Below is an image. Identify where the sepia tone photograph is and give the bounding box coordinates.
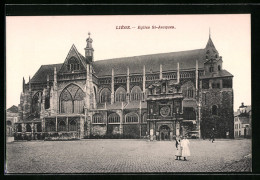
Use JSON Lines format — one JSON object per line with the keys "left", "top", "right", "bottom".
{"left": 5, "top": 14, "right": 251, "bottom": 173}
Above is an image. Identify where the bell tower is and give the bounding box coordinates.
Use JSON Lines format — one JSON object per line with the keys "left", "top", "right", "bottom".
{"left": 84, "top": 32, "right": 94, "bottom": 61}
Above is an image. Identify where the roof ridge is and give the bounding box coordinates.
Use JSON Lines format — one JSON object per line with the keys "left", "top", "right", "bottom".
{"left": 95, "top": 48, "right": 204, "bottom": 62}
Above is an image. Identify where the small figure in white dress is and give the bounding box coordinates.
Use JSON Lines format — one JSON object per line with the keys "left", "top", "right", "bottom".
{"left": 181, "top": 136, "right": 190, "bottom": 161}
{"left": 175, "top": 138, "right": 182, "bottom": 160}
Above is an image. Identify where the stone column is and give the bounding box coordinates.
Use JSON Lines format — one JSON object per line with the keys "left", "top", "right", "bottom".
{"left": 196, "top": 60, "right": 198, "bottom": 96}
{"left": 143, "top": 65, "right": 146, "bottom": 101}
{"left": 55, "top": 116, "right": 58, "bottom": 132}
{"left": 160, "top": 64, "right": 163, "bottom": 79}
{"left": 126, "top": 67, "right": 130, "bottom": 102}
{"left": 219, "top": 79, "right": 223, "bottom": 89}
{"left": 66, "top": 117, "right": 69, "bottom": 132}
{"left": 120, "top": 107, "right": 123, "bottom": 135}
{"left": 150, "top": 121, "right": 154, "bottom": 141}
{"left": 111, "top": 68, "right": 115, "bottom": 104}
{"left": 176, "top": 121, "right": 180, "bottom": 136}
{"left": 177, "top": 63, "right": 180, "bottom": 83}
{"left": 31, "top": 123, "right": 34, "bottom": 139}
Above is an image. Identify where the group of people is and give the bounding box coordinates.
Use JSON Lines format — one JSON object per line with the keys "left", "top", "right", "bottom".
{"left": 175, "top": 136, "right": 190, "bottom": 161}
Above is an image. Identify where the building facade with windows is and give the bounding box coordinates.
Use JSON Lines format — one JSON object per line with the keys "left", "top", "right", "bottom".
{"left": 234, "top": 103, "right": 251, "bottom": 138}
{"left": 14, "top": 33, "right": 234, "bottom": 140}
{"left": 6, "top": 105, "right": 19, "bottom": 137}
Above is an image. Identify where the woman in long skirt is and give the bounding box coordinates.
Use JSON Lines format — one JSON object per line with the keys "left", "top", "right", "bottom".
{"left": 181, "top": 136, "right": 190, "bottom": 161}
{"left": 175, "top": 138, "right": 182, "bottom": 160}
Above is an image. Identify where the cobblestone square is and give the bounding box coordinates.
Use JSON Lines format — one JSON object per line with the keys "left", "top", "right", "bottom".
{"left": 6, "top": 139, "right": 251, "bottom": 173}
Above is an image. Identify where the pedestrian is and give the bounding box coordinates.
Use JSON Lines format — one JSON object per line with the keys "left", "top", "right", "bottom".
{"left": 210, "top": 128, "right": 215, "bottom": 143}
{"left": 181, "top": 136, "right": 190, "bottom": 161}
{"left": 175, "top": 137, "right": 182, "bottom": 160}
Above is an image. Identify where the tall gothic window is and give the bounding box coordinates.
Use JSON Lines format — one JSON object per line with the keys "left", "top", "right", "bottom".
{"left": 67, "top": 57, "right": 80, "bottom": 71}
{"left": 115, "top": 87, "right": 126, "bottom": 102}
{"left": 130, "top": 86, "right": 142, "bottom": 101}
{"left": 93, "top": 113, "right": 104, "bottom": 124}
{"left": 69, "top": 119, "right": 77, "bottom": 131}
{"left": 26, "top": 124, "right": 31, "bottom": 132}
{"left": 60, "top": 84, "right": 85, "bottom": 114}
{"left": 108, "top": 113, "right": 120, "bottom": 124}
{"left": 32, "top": 91, "right": 43, "bottom": 118}
{"left": 17, "top": 124, "right": 22, "bottom": 132}
{"left": 58, "top": 120, "right": 66, "bottom": 131}
{"left": 100, "top": 88, "right": 111, "bottom": 103}
{"left": 125, "top": 113, "right": 139, "bottom": 123}
{"left": 143, "top": 113, "right": 147, "bottom": 123}
{"left": 212, "top": 105, "right": 218, "bottom": 115}
{"left": 181, "top": 81, "right": 195, "bottom": 99}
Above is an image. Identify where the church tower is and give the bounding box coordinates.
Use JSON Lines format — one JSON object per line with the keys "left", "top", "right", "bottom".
{"left": 84, "top": 32, "right": 94, "bottom": 62}
{"left": 200, "top": 30, "right": 234, "bottom": 139}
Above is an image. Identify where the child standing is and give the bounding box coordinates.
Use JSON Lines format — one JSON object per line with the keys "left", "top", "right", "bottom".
{"left": 175, "top": 138, "right": 182, "bottom": 160}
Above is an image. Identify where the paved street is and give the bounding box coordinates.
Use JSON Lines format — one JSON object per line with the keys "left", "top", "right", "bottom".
{"left": 6, "top": 139, "right": 251, "bottom": 173}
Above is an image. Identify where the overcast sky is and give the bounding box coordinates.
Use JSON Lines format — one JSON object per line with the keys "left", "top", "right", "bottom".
{"left": 6, "top": 15, "right": 251, "bottom": 111}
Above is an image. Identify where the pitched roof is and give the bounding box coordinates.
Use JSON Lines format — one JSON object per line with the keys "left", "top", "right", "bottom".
{"left": 200, "top": 69, "right": 233, "bottom": 79}
{"left": 7, "top": 105, "right": 18, "bottom": 113}
{"left": 93, "top": 49, "right": 207, "bottom": 77}
{"left": 30, "top": 64, "right": 63, "bottom": 83}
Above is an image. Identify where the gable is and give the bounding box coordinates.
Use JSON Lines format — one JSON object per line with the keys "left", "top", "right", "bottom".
{"left": 58, "top": 45, "right": 87, "bottom": 74}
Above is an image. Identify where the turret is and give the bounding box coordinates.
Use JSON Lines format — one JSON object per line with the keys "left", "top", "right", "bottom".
{"left": 84, "top": 32, "right": 94, "bottom": 61}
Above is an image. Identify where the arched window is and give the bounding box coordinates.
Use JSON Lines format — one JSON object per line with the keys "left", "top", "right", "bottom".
{"left": 58, "top": 120, "right": 66, "bottom": 131}
{"left": 212, "top": 105, "right": 218, "bottom": 115}
{"left": 46, "top": 120, "right": 56, "bottom": 132}
{"left": 26, "top": 124, "right": 31, "bottom": 132}
{"left": 125, "top": 113, "right": 139, "bottom": 123}
{"left": 67, "top": 57, "right": 80, "bottom": 71}
{"left": 100, "top": 88, "right": 111, "bottom": 103}
{"left": 130, "top": 86, "right": 142, "bottom": 101}
{"left": 32, "top": 91, "right": 42, "bottom": 118}
{"left": 108, "top": 113, "right": 120, "bottom": 124}
{"left": 209, "top": 66, "right": 214, "bottom": 72}
{"left": 17, "top": 124, "right": 22, "bottom": 132}
{"left": 218, "top": 65, "right": 221, "bottom": 71}
{"left": 45, "top": 96, "right": 50, "bottom": 109}
{"left": 60, "top": 84, "right": 85, "bottom": 114}
{"left": 181, "top": 81, "right": 195, "bottom": 99}
{"left": 115, "top": 87, "right": 126, "bottom": 102}
{"left": 93, "top": 113, "right": 103, "bottom": 124}
{"left": 69, "top": 120, "right": 77, "bottom": 131}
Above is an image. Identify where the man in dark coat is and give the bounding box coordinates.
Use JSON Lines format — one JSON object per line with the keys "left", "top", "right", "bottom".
{"left": 210, "top": 128, "right": 215, "bottom": 143}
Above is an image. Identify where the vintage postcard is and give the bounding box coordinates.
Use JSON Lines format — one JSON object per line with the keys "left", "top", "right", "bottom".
{"left": 6, "top": 14, "right": 251, "bottom": 173}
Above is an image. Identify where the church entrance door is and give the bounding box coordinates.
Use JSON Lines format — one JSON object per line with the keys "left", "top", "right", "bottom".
{"left": 159, "top": 125, "right": 170, "bottom": 141}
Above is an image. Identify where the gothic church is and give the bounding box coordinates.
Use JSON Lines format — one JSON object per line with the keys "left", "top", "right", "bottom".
{"left": 14, "top": 33, "right": 234, "bottom": 140}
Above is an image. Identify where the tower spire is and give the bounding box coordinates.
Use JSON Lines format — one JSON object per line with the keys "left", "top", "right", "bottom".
{"left": 209, "top": 27, "right": 211, "bottom": 38}
{"left": 85, "top": 32, "right": 94, "bottom": 61}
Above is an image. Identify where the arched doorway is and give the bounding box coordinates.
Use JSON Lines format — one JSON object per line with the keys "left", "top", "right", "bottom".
{"left": 159, "top": 125, "right": 170, "bottom": 141}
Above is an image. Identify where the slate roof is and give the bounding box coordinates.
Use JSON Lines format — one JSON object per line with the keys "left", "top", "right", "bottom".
{"left": 124, "top": 101, "right": 147, "bottom": 109}
{"left": 7, "top": 105, "right": 18, "bottom": 113}
{"left": 30, "top": 64, "right": 63, "bottom": 83}
{"left": 93, "top": 49, "right": 206, "bottom": 77}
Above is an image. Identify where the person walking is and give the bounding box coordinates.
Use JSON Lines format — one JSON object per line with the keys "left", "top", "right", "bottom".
{"left": 175, "top": 137, "right": 182, "bottom": 160}
{"left": 181, "top": 136, "right": 190, "bottom": 161}
{"left": 210, "top": 128, "right": 215, "bottom": 143}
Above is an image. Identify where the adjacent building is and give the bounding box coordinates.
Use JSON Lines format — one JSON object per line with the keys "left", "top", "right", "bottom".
{"left": 234, "top": 103, "right": 251, "bottom": 138}
{"left": 14, "top": 32, "right": 234, "bottom": 140}
{"left": 6, "top": 105, "right": 19, "bottom": 137}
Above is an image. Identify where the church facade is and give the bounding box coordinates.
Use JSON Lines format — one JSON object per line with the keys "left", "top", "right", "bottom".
{"left": 14, "top": 33, "right": 234, "bottom": 141}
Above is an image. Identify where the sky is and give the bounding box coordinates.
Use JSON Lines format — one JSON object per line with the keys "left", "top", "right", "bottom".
{"left": 6, "top": 15, "right": 251, "bottom": 111}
